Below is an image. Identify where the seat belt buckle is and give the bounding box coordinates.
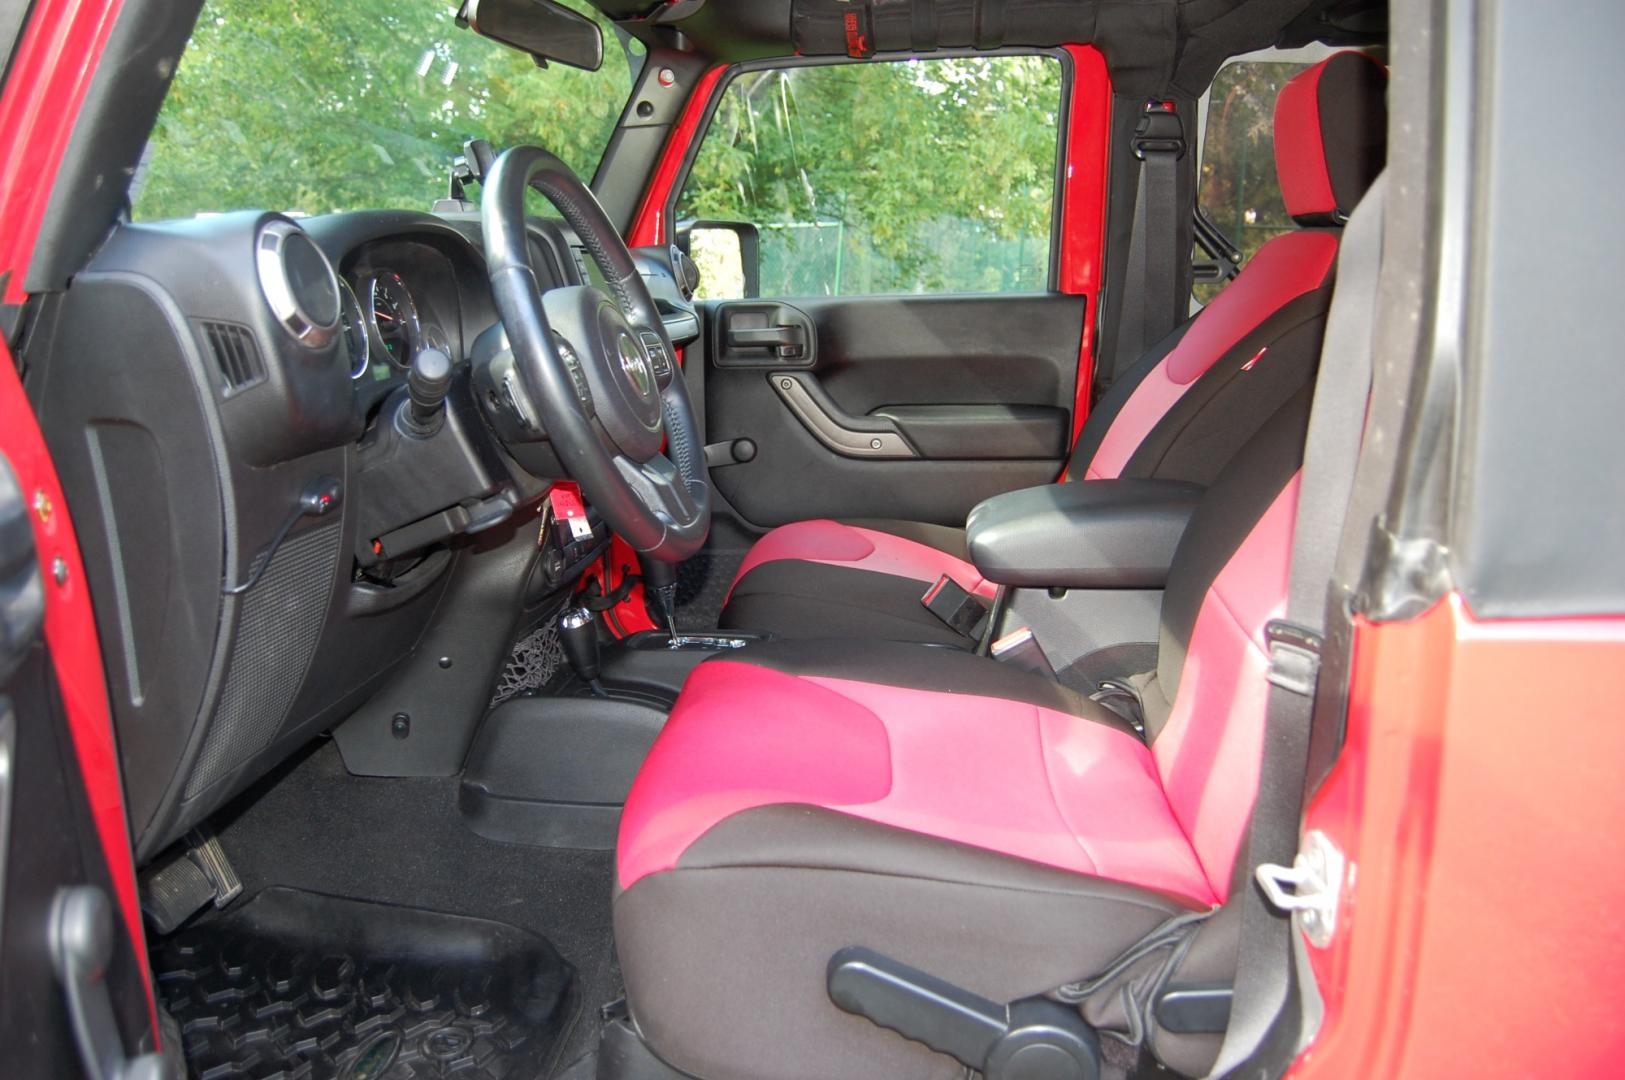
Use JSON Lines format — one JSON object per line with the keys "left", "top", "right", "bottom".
{"left": 1264, "top": 619, "right": 1323, "bottom": 697}
{"left": 1133, "top": 99, "right": 1186, "bottom": 160}
{"left": 921, "top": 575, "right": 989, "bottom": 638}
{"left": 990, "top": 627, "right": 1056, "bottom": 679}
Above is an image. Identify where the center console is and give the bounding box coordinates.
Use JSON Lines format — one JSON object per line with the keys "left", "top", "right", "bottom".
{"left": 964, "top": 478, "right": 1205, "bottom": 686}
{"left": 458, "top": 610, "right": 768, "bottom": 849}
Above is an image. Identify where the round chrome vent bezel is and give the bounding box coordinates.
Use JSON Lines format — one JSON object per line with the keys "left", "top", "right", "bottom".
{"left": 254, "top": 218, "right": 340, "bottom": 348}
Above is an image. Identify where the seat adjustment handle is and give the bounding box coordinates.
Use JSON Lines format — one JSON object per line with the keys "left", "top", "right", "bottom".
{"left": 827, "top": 947, "right": 1100, "bottom": 1080}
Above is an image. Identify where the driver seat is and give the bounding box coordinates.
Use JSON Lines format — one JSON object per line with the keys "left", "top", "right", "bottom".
{"left": 612, "top": 383, "right": 1320, "bottom": 1079}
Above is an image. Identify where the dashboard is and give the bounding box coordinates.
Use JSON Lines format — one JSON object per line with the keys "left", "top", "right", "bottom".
{"left": 26, "top": 204, "right": 700, "bottom": 863}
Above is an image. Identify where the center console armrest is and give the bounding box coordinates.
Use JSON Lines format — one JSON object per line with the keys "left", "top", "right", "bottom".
{"left": 965, "top": 479, "right": 1206, "bottom": 589}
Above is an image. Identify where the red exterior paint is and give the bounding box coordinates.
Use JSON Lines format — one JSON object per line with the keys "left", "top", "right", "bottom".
{"left": 1058, "top": 44, "right": 1112, "bottom": 443}
{"left": 1291, "top": 594, "right": 1625, "bottom": 1078}
{"left": 1082, "top": 230, "right": 1338, "bottom": 479}
{"left": 0, "top": 0, "right": 159, "bottom": 1037}
{"left": 628, "top": 64, "right": 727, "bottom": 249}
{"left": 0, "top": 0, "right": 125, "bottom": 305}
{"left": 726, "top": 519, "right": 995, "bottom": 602}
{"left": 618, "top": 660, "right": 1214, "bottom": 901}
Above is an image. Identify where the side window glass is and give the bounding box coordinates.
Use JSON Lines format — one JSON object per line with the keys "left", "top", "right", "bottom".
{"left": 677, "top": 55, "right": 1063, "bottom": 300}
{"left": 1193, "top": 60, "right": 1308, "bottom": 305}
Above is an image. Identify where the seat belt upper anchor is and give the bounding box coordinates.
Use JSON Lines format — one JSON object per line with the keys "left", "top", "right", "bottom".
{"left": 1133, "top": 100, "right": 1185, "bottom": 160}
{"left": 1265, "top": 619, "right": 1323, "bottom": 697}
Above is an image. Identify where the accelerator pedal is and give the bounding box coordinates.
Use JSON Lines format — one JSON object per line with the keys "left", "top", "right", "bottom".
{"left": 139, "top": 827, "right": 243, "bottom": 934}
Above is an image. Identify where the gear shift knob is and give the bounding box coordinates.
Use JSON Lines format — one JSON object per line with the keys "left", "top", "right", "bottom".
{"left": 557, "top": 606, "right": 603, "bottom": 690}
{"left": 401, "top": 347, "right": 453, "bottom": 436}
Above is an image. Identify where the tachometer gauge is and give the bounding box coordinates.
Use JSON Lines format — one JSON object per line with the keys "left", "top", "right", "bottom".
{"left": 338, "top": 278, "right": 369, "bottom": 379}
{"left": 365, "top": 271, "right": 421, "bottom": 367}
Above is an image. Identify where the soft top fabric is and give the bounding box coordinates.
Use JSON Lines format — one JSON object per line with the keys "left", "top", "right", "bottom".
{"left": 1274, "top": 51, "right": 1388, "bottom": 224}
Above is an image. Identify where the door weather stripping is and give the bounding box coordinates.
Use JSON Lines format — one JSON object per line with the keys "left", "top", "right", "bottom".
{"left": 1254, "top": 829, "right": 1344, "bottom": 949}
{"left": 770, "top": 372, "right": 917, "bottom": 459}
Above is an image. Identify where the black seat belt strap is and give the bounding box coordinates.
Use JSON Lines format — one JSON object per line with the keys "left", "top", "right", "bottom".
{"left": 1210, "top": 174, "right": 1388, "bottom": 1078}
{"left": 1109, "top": 101, "right": 1186, "bottom": 394}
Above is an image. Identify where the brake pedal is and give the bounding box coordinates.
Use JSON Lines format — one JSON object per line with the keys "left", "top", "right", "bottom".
{"left": 139, "top": 826, "right": 243, "bottom": 934}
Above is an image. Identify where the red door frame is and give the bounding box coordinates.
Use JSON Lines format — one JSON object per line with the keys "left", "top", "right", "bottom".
{"left": 1287, "top": 595, "right": 1625, "bottom": 1078}
{"left": 0, "top": 0, "right": 160, "bottom": 1039}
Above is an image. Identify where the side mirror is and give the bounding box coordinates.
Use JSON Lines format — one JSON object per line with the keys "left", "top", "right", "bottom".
{"left": 456, "top": 0, "right": 604, "bottom": 71}
{"left": 677, "top": 219, "right": 761, "bottom": 299}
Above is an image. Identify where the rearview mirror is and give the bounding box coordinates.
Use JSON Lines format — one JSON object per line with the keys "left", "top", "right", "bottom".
{"left": 456, "top": 0, "right": 604, "bottom": 71}
{"left": 677, "top": 220, "right": 761, "bottom": 300}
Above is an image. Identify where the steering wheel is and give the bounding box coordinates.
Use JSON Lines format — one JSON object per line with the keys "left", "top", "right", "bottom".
{"left": 481, "top": 145, "right": 710, "bottom": 563}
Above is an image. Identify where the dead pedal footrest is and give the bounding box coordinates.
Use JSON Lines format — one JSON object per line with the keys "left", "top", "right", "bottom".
{"left": 139, "top": 827, "right": 243, "bottom": 934}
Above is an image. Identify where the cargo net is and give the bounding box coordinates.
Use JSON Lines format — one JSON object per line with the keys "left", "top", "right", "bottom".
{"left": 491, "top": 622, "right": 564, "bottom": 708}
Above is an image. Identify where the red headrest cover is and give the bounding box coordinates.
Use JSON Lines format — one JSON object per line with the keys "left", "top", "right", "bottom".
{"left": 1274, "top": 52, "right": 1388, "bottom": 225}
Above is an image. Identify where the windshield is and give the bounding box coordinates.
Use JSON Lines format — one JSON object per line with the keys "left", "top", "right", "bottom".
{"left": 134, "top": 0, "right": 640, "bottom": 220}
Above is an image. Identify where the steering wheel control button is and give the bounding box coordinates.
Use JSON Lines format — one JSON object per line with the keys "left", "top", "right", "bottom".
{"left": 554, "top": 335, "right": 595, "bottom": 415}
{"left": 639, "top": 332, "right": 674, "bottom": 380}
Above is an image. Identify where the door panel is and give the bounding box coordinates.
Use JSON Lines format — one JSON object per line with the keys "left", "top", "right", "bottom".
{"left": 0, "top": 454, "right": 160, "bottom": 1077}
{"left": 701, "top": 292, "right": 1084, "bottom": 527}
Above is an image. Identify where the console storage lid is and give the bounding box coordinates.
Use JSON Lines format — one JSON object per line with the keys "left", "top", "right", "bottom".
{"left": 965, "top": 479, "right": 1206, "bottom": 589}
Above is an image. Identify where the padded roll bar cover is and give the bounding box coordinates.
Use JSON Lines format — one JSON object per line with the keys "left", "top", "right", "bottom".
{"left": 965, "top": 479, "right": 1206, "bottom": 589}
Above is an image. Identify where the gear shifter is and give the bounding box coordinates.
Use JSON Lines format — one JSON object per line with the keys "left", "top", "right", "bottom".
{"left": 399, "top": 347, "right": 452, "bottom": 437}
{"left": 642, "top": 558, "right": 681, "bottom": 648}
{"left": 558, "top": 607, "right": 606, "bottom": 696}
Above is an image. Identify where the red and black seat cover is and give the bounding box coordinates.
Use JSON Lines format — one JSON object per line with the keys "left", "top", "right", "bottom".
{"left": 615, "top": 391, "right": 1314, "bottom": 1079}
{"left": 717, "top": 52, "right": 1386, "bottom": 646}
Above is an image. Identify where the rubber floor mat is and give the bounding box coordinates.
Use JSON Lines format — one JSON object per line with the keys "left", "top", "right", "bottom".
{"left": 151, "top": 886, "right": 577, "bottom": 1079}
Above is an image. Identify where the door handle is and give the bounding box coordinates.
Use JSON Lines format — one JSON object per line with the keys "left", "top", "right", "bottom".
{"left": 727, "top": 325, "right": 806, "bottom": 358}
{"left": 769, "top": 373, "right": 916, "bottom": 459}
{"left": 51, "top": 885, "right": 172, "bottom": 1080}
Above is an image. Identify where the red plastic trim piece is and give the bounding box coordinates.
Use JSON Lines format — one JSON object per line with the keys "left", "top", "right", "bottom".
{"left": 1058, "top": 44, "right": 1112, "bottom": 446}
{"left": 627, "top": 64, "right": 727, "bottom": 249}
{"left": 0, "top": 0, "right": 159, "bottom": 1038}
{"left": 581, "top": 533, "right": 658, "bottom": 639}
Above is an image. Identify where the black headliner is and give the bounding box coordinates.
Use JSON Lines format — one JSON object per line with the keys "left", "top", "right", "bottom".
{"left": 592, "top": 0, "right": 1385, "bottom": 96}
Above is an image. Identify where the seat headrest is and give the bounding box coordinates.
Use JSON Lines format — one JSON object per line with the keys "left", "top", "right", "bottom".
{"left": 1273, "top": 51, "right": 1388, "bottom": 226}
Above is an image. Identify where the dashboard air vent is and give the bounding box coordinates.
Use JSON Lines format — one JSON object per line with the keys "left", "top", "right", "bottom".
{"left": 201, "top": 321, "right": 265, "bottom": 393}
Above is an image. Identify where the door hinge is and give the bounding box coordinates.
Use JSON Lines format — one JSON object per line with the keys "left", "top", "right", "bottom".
{"left": 1255, "top": 829, "right": 1345, "bottom": 949}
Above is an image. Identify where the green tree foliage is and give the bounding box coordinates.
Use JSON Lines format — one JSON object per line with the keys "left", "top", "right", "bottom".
{"left": 135, "top": 0, "right": 638, "bottom": 220}
{"left": 677, "top": 55, "right": 1063, "bottom": 297}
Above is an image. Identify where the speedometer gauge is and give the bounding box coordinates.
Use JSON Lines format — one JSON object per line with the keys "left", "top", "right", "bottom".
{"left": 338, "top": 278, "right": 369, "bottom": 379}
{"left": 365, "top": 271, "right": 421, "bottom": 368}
